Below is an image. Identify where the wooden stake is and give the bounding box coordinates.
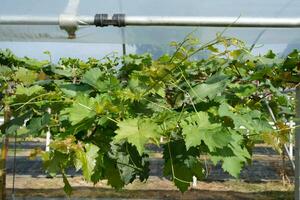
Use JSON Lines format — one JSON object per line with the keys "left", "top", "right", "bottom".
{"left": 0, "top": 105, "right": 11, "bottom": 200}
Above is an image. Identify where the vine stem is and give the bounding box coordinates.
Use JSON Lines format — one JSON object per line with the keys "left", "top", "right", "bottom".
{"left": 273, "top": 125, "right": 300, "bottom": 132}
{"left": 116, "top": 161, "right": 143, "bottom": 172}
{"left": 15, "top": 92, "right": 55, "bottom": 111}
{"left": 10, "top": 100, "right": 71, "bottom": 107}
{"left": 264, "top": 100, "right": 295, "bottom": 170}
{"left": 169, "top": 29, "right": 198, "bottom": 63}
{"left": 77, "top": 102, "right": 94, "bottom": 111}
{"left": 106, "top": 116, "right": 119, "bottom": 123}
{"left": 141, "top": 36, "right": 229, "bottom": 98}
{"left": 125, "top": 143, "right": 139, "bottom": 169}
{"left": 167, "top": 139, "right": 190, "bottom": 184}
{"left": 143, "top": 98, "right": 172, "bottom": 112}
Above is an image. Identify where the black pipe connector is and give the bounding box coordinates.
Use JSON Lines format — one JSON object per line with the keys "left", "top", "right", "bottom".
{"left": 94, "top": 14, "right": 125, "bottom": 27}
{"left": 94, "top": 14, "right": 108, "bottom": 27}
{"left": 112, "top": 14, "right": 125, "bottom": 27}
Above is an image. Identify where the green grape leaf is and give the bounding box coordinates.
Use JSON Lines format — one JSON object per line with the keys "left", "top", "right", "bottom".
{"left": 50, "top": 65, "right": 73, "bottom": 77}
{"left": 210, "top": 131, "right": 250, "bottom": 178}
{"left": 19, "top": 57, "right": 49, "bottom": 70}
{"left": 218, "top": 103, "right": 273, "bottom": 132}
{"left": 113, "top": 143, "right": 150, "bottom": 184}
{"left": 75, "top": 143, "right": 99, "bottom": 181}
{"left": 181, "top": 112, "right": 231, "bottom": 151}
{"left": 58, "top": 83, "right": 92, "bottom": 97}
{"left": 0, "top": 65, "right": 12, "bottom": 80}
{"left": 166, "top": 161, "right": 193, "bottom": 192}
{"left": 42, "top": 151, "right": 69, "bottom": 177}
{"left": 90, "top": 154, "right": 104, "bottom": 184}
{"left": 82, "top": 68, "right": 104, "bottom": 89}
{"left": 190, "top": 73, "right": 228, "bottom": 101}
{"left": 14, "top": 67, "right": 37, "bottom": 85}
{"left": 82, "top": 68, "right": 120, "bottom": 92}
{"left": 103, "top": 156, "right": 124, "bottom": 189}
{"left": 61, "top": 95, "right": 96, "bottom": 125}
{"left": 0, "top": 111, "right": 33, "bottom": 135}
{"left": 114, "top": 118, "right": 160, "bottom": 155}
{"left": 25, "top": 112, "right": 51, "bottom": 136}
{"left": 228, "top": 83, "right": 257, "bottom": 98}
{"left": 163, "top": 140, "right": 204, "bottom": 193}
{"left": 15, "top": 85, "right": 45, "bottom": 97}
{"left": 221, "top": 157, "right": 244, "bottom": 178}
{"left": 228, "top": 131, "right": 251, "bottom": 160}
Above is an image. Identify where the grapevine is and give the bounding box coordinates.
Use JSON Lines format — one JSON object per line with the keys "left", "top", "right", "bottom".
{"left": 0, "top": 35, "right": 299, "bottom": 194}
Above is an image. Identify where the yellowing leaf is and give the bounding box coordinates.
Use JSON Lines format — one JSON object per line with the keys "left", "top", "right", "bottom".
{"left": 75, "top": 143, "right": 99, "bottom": 181}
{"left": 207, "top": 45, "right": 219, "bottom": 53}
{"left": 14, "top": 67, "right": 37, "bottom": 85}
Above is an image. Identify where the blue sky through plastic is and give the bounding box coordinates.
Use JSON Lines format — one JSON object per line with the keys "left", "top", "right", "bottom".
{"left": 1, "top": 0, "right": 300, "bottom": 60}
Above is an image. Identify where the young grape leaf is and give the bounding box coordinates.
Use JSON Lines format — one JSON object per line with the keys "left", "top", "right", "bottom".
{"left": 75, "top": 143, "right": 99, "bottom": 181}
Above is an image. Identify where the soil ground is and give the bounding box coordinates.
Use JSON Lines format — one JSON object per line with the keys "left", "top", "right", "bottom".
{"left": 6, "top": 176, "right": 294, "bottom": 200}
{"left": 1, "top": 139, "right": 295, "bottom": 200}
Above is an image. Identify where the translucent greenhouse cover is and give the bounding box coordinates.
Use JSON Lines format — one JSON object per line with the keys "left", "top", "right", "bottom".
{"left": 1, "top": 0, "right": 300, "bottom": 61}
{"left": 1, "top": 0, "right": 300, "bottom": 45}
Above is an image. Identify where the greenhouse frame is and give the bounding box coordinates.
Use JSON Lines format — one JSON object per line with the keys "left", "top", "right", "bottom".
{"left": 0, "top": 0, "right": 300, "bottom": 200}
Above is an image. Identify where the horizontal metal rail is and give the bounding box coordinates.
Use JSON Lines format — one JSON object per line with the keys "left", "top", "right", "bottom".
{"left": 1, "top": 15, "right": 300, "bottom": 28}
{"left": 125, "top": 16, "right": 300, "bottom": 27}
{"left": 1, "top": 13, "right": 300, "bottom": 200}
{"left": 0, "top": 16, "right": 92, "bottom": 25}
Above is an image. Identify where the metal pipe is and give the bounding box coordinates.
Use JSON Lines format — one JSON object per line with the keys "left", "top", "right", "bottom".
{"left": 0, "top": 16, "right": 94, "bottom": 25}
{"left": 0, "top": 16, "right": 59, "bottom": 25}
{"left": 2, "top": 15, "right": 300, "bottom": 28}
{"left": 125, "top": 16, "right": 300, "bottom": 27}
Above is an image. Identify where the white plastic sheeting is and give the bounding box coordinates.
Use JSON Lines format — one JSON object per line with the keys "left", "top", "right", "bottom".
{"left": 1, "top": 0, "right": 300, "bottom": 45}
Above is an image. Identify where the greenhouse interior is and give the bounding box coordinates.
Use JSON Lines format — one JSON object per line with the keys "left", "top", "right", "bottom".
{"left": 0, "top": 0, "right": 300, "bottom": 199}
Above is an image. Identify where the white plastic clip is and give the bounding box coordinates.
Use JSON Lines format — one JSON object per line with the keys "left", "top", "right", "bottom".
{"left": 59, "top": 0, "right": 80, "bottom": 39}
{"left": 59, "top": 14, "right": 78, "bottom": 39}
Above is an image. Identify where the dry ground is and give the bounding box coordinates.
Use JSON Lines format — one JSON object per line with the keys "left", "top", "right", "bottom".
{"left": 6, "top": 176, "right": 293, "bottom": 200}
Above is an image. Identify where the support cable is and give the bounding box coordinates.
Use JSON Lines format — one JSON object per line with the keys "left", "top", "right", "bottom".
{"left": 119, "top": 0, "right": 127, "bottom": 55}
{"left": 265, "top": 100, "right": 295, "bottom": 170}
{"left": 249, "top": 0, "right": 295, "bottom": 51}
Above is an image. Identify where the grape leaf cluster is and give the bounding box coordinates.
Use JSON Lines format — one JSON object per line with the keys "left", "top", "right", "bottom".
{"left": 0, "top": 35, "right": 298, "bottom": 194}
